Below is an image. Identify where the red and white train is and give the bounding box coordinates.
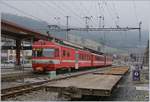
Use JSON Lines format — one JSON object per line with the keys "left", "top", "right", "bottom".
{"left": 32, "top": 40, "right": 112, "bottom": 72}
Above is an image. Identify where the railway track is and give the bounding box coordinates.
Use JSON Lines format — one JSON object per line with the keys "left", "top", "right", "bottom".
{"left": 1, "top": 66, "right": 126, "bottom": 100}
{"left": 1, "top": 85, "right": 44, "bottom": 100}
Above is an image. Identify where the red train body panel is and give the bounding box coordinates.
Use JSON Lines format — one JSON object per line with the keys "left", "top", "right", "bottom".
{"left": 32, "top": 40, "right": 112, "bottom": 72}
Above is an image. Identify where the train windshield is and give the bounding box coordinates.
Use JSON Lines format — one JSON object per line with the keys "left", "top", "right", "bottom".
{"left": 32, "top": 48, "right": 55, "bottom": 57}
{"left": 43, "top": 48, "right": 55, "bottom": 57}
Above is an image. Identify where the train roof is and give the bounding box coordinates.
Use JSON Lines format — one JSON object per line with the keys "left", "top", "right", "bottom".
{"left": 54, "top": 39, "right": 104, "bottom": 55}
{"left": 33, "top": 39, "right": 104, "bottom": 55}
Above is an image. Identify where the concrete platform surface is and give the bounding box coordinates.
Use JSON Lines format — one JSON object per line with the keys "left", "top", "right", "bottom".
{"left": 45, "top": 74, "right": 122, "bottom": 96}
{"left": 93, "top": 66, "right": 129, "bottom": 75}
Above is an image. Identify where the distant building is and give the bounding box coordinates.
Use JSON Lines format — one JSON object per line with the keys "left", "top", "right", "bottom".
{"left": 1, "top": 38, "right": 32, "bottom": 64}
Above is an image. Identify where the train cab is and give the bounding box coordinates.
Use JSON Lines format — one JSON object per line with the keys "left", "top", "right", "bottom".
{"left": 32, "top": 40, "right": 60, "bottom": 72}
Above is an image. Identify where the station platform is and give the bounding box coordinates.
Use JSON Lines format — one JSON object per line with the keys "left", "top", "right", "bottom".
{"left": 93, "top": 66, "right": 129, "bottom": 75}
{"left": 45, "top": 74, "right": 122, "bottom": 97}
{"left": 45, "top": 66, "right": 129, "bottom": 98}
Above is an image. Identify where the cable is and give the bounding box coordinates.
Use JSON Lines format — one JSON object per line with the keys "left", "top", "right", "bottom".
{"left": 103, "top": 0, "right": 118, "bottom": 27}
{"left": 87, "top": 1, "right": 98, "bottom": 27}
{"left": 80, "top": 2, "right": 97, "bottom": 27}
{"left": 59, "top": 1, "right": 85, "bottom": 26}
{"left": 42, "top": 1, "right": 84, "bottom": 27}
{"left": 36, "top": 1, "right": 66, "bottom": 26}
{"left": 110, "top": 1, "right": 120, "bottom": 27}
{"left": 105, "top": 1, "right": 117, "bottom": 27}
{"left": 49, "top": 1, "right": 84, "bottom": 27}
{"left": 132, "top": 0, "right": 139, "bottom": 25}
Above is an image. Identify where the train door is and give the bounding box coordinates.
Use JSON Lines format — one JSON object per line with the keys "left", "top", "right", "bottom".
{"left": 75, "top": 48, "right": 79, "bottom": 69}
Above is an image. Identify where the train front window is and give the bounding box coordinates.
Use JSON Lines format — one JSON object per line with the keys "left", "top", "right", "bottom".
{"left": 32, "top": 49, "right": 42, "bottom": 57}
{"left": 43, "top": 48, "right": 55, "bottom": 57}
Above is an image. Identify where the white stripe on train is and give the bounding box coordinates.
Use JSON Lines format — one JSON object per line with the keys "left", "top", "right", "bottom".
{"left": 32, "top": 59, "right": 105, "bottom": 64}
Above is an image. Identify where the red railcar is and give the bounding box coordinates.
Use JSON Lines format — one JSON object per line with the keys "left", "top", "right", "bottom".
{"left": 32, "top": 40, "right": 112, "bottom": 72}
{"left": 92, "top": 53, "right": 105, "bottom": 67}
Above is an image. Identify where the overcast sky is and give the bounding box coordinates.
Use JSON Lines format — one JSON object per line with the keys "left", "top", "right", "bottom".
{"left": 1, "top": 0, "right": 150, "bottom": 30}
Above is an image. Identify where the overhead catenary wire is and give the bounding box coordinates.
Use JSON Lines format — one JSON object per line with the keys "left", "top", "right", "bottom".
{"left": 79, "top": 2, "right": 98, "bottom": 27}
{"left": 132, "top": 0, "right": 139, "bottom": 25}
{"left": 97, "top": 0, "right": 106, "bottom": 51}
{"left": 32, "top": 1, "right": 59, "bottom": 25}
{"left": 61, "top": 2, "right": 86, "bottom": 26}
{"left": 87, "top": 1, "right": 99, "bottom": 27}
{"left": 97, "top": 0, "right": 105, "bottom": 28}
{"left": 37, "top": 1, "right": 66, "bottom": 26}
{"left": 50, "top": 1, "right": 85, "bottom": 27}
{"left": 109, "top": 1, "right": 120, "bottom": 27}
{"left": 103, "top": 0, "right": 118, "bottom": 27}
{"left": 95, "top": 1, "right": 100, "bottom": 27}
{"left": 98, "top": 0, "right": 105, "bottom": 18}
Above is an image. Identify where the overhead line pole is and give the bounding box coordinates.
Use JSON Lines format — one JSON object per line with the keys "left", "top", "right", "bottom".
{"left": 66, "top": 16, "right": 70, "bottom": 41}
{"left": 98, "top": 16, "right": 102, "bottom": 28}
{"left": 83, "top": 16, "right": 90, "bottom": 29}
{"left": 139, "top": 21, "right": 142, "bottom": 42}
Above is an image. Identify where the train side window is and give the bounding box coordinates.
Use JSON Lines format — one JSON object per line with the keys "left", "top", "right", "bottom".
{"left": 67, "top": 51, "right": 70, "bottom": 57}
{"left": 63, "top": 50, "right": 66, "bottom": 57}
{"left": 82, "top": 54, "right": 83, "bottom": 60}
{"left": 83, "top": 54, "right": 84, "bottom": 60}
{"left": 55, "top": 49, "right": 59, "bottom": 57}
{"left": 86, "top": 55, "right": 88, "bottom": 60}
{"left": 83, "top": 54, "right": 85, "bottom": 60}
